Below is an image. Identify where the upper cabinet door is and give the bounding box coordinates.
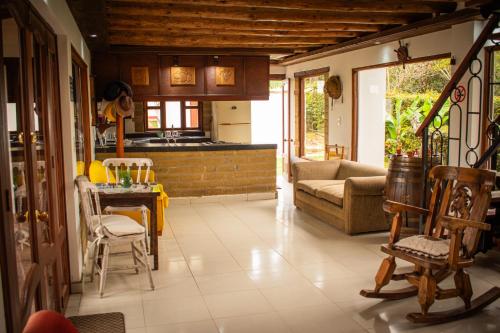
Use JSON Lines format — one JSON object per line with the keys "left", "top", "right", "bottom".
{"left": 92, "top": 53, "right": 119, "bottom": 100}
{"left": 119, "top": 54, "right": 159, "bottom": 96}
{"left": 206, "top": 56, "right": 244, "bottom": 97}
{"left": 159, "top": 55, "right": 205, "bottom": 97}
{"left": 245, "top": 56, "right": 270, "bottom": 100}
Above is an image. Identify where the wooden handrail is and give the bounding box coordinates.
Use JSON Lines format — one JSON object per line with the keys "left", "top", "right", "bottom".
{"left": 416, "top": 14, "right": 499, "bottom": 136}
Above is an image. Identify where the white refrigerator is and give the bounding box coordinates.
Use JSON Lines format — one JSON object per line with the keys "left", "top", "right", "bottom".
{"left": 212, "top": 101, "right": 251, "bottom": 143}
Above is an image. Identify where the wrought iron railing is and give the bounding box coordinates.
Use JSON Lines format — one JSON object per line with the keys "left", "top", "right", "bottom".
{"left": 416, "top": 14, "right": 499, "bottom": 212}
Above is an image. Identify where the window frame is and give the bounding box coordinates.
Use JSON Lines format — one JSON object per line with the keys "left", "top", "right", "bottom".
{"left": 144, "top": 99, "right": 203, "bottom": 131}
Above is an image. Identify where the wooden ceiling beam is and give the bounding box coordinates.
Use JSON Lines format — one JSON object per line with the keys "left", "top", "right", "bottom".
{"left": 108, "top": 32, "right": 343, "bottom": 45}
{"left": 106, "top": 2, "right": 422, "bottom": 24}
{"left": 106, "top": 45, "right": 303, "bottom": 55}
{"left": 280, "top": 7, "right": 480, "bottom": 65}
{"left": 108, "top": 15, "right": 383, "bottom": 32}
{"left": 108, "top": 26, "right": 362, "bottom": 38}
{"left": 108, "top": 0, "right": 457, "bottom": 14}
{"left": 108, "top": 38, "right": 326, "bottom": 49}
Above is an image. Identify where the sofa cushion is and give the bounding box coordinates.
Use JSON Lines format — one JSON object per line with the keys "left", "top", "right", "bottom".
{"left": 297, "top": 180, "right": 345, "bottom": 195}
{"left": 316, "top": 184, "right": 344, "bottom": 207}
{"left": 336, "top": 160, "right": 387, "bottom": 180}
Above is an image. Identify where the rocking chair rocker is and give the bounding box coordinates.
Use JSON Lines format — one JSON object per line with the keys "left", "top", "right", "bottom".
{"left": 360, "top": 166, "right": 500, "bottom": 324}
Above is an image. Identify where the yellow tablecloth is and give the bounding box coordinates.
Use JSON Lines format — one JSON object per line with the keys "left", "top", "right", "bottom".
{"left": 88, "top": 160, "right": 168, "bottom": 235}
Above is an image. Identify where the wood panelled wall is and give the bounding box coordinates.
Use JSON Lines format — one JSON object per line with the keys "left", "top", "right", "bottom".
{"left": 92, "top": 53, "right": 270, "bottom": 101}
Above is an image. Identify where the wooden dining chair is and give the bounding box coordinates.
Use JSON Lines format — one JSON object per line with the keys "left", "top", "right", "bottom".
{"left": 360, "top": 166, "right": 500, "bottom": 324}
{"left": 325, "top": 144, "right": 345, "bottom": 160}
{"left": 102, "top": 158, "right": 154, "bottom": 250}
{"left": 76, "top": 176, "right": 154, "bottom": 297}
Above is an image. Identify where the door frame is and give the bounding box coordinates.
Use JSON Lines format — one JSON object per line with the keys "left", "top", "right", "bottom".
{"left": 71, "top": 47, "right": 92, "bottom": 175}
{"left": 351, "top": 53, "right": 451, "bottom": 161}
{"left": 0, "top": 1, "right": 70, "bottom": 331}
{"left": 294, "top": 67, "right": 330, "bottom": 159}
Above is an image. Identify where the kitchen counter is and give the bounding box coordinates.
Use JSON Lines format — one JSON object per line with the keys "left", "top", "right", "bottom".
{"left": 95, "top": 142, "right": 277, "bottom": 153}
{"left": 95, "top": 142, "right": 277, "bottom": 197}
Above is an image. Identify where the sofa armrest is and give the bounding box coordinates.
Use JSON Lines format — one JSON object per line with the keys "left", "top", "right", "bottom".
{"left": 292, "top": 160, "right": 340, "bottom": 181}
{"left": 344, "top": 176, "right": 386, "bottom": 196}
{"left": 343, "top": 176, "right": 388, "bottom": 234}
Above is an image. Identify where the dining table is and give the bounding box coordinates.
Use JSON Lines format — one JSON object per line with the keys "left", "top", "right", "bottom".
{"left": 97, "top": 184, "right": 161, "bottom": 270}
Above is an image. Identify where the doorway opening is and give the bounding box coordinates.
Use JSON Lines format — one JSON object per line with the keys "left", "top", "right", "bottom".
{"left": 251, "top": 80, "right": 285, "bottom": 178}
{"left": 354, "top": 55, "right": 451, "bottom": 168}
{"left": 302, "top": 74, "right": 328, "bottom": 160}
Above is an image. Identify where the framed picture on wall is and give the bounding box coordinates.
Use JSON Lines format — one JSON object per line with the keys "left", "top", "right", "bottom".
{"left": 170, "top": 66, "right": 196, "bottom": 86}
{"left": 215, "top": 66, "right": 235, "bottom": 86}
{"left": 131, "top": 66, "right": 150, "bottom": 86}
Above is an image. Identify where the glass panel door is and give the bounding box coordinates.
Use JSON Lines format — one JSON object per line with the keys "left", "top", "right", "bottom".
{"left": 2, "top": 14, "right": 35, "bottom": 304}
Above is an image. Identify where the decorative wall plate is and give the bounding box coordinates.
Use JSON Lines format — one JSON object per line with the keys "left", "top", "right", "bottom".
{"left": 215, "top": 66, "right": 235, "bottom": 86}
{"left": 170, "top": 66, "right": 196, "bottom": 86}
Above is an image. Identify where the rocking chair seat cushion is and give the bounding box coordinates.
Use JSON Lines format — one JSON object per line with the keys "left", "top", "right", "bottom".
{"left": 394, "top": 235, "right": 450, "bottom": 259}
{"left": 94, "top": 215, "right": 146, "bottom": 237}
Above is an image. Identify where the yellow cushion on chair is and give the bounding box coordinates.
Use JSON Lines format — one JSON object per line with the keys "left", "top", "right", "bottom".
{"left": 89, "top": 160, "right": 116, "bottom": 184}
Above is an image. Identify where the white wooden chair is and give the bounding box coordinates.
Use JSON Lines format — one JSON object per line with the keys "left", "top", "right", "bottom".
{"left": 76, "top": 176, "right": 154, "bottom": 297}
{"left": 102, "top": 158, "right": 154, "bottom": 251}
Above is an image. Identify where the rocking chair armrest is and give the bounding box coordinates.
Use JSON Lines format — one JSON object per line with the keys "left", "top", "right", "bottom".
{"left": 383, "top": 200, "right": 429, "bottom": 216}
{"left": 440, "top": 216, "right": 491, "bottom": 232}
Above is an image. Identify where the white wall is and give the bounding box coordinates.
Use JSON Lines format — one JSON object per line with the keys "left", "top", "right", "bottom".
{"left": 357, "top": 68, "right": 386, "bottom": 168}
{"left": 251, "top": 90, "right": 283, "bottom": 154}
{"left": 285, "top": 29, "right": 453, "bottom": 161}
{"left": 30, "top": 0, "right": 92, "bottom": 285}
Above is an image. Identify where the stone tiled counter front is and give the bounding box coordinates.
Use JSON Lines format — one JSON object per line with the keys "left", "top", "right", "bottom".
{"left": 95, "top": 144, "right": 277, "bottom": 197}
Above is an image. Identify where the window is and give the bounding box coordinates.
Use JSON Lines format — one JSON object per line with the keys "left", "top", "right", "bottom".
{"left": 145, "top": 100, "right": 202, "bottom": 131}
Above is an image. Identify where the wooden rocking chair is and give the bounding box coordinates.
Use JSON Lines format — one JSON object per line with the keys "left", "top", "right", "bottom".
{"left": 360, "top": 166, "right": 500, "bottom": 324}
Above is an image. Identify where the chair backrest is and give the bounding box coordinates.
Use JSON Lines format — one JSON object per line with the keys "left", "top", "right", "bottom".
{"left": 102, "top": 158, "right": 153, "bottom": 185}
{"left": 75, "top": 175, "right": 102, "bottom": 235}
{"left": 424, "top": 166, "right": 495, "bottom": 257}
{"left": 326, "top": 144, "right": 345, "bottom": 160}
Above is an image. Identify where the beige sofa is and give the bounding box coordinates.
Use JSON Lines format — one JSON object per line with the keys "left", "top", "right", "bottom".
{"left": 292, "top": 159, "right": 388, "bottom": 235}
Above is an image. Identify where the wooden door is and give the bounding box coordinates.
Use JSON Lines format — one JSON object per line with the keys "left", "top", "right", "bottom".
{"left": 282, "top": 79, "right": 292, "bottom": 182}
{"left": 0, "top": 5, "right": 70, "bottom": 331}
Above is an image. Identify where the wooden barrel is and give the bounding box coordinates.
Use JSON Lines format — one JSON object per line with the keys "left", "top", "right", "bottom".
{"left": 384, "top": 156, "right": 424, "bottom": 235}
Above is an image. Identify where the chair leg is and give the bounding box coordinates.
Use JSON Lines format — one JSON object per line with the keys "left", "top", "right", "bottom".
{"left": 131, "top": 242, "right": 139, "bottom": 274}
{"left": 418, "top": 268, "right": 436, "bottom": 315}
{"left": 99, "top": 243, "right": 110, "bottom": 297}
{"left": 90, "top": 242, "right": 99, "bottom": 283}
{"left": 141, "top": 207, "right": 150, "bottom": 253}
{"left": 140, "top": 239, "right": 155, "bottom": 291}
{"left": 454, "top": 269, "right": 473, "bottom": 309}
{"left": 374, "top": 256, "right": 397, "bottom": 292}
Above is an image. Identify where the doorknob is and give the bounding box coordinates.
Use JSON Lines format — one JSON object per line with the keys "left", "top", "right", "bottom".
{"left": 283, "top": 139, "right": 288, "bottom": 142}
{"left": 18, "top": 132, "right": 24, "bottom": 144}
{"left": 30, "top": 132, "right": 37, "bottom": 144}
{"left": 36, "top": 210, "right": 49, "bottom": 222}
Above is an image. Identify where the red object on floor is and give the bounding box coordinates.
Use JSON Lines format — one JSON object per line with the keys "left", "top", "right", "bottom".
{"left": 23, "top": 310, "right": 79, "bottom": 333}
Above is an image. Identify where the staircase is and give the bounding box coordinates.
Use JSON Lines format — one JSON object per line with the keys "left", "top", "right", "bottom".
{"left": 416, "top": 12, "right": 500, "bottom": 250}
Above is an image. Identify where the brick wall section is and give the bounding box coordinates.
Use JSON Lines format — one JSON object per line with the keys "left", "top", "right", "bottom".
{"left": 95, "top": 149, "right": 276, "bottom": 197}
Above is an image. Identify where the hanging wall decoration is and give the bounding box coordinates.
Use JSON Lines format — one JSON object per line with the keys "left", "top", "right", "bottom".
{"left": 215, "top": 66, "right": 235, "bottom": 86}
{"left": 170, "top": 66, "right": 196, "bottom": 86}
{"left": 131, "top": 66, "right": 150, "bottom": 86}
{"left": 394, "top": 40, "right": 411, "bottom": 69}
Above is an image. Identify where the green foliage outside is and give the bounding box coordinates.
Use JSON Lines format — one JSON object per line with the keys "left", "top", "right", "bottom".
{"left": 384, "top": 59, "right": 451, "bottom": 165}
{"left": 304, "top": 76, "right": 326, "bottom": 160}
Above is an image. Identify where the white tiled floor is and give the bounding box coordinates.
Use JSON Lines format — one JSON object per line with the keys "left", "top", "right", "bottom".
{"left": 66, "top": 180, "right": 500, "bottom": 332}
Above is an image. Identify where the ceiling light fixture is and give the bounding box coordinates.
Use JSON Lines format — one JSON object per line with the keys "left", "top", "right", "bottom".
{"left": 89, "top": 33, "right": 98, "bottom": 38}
